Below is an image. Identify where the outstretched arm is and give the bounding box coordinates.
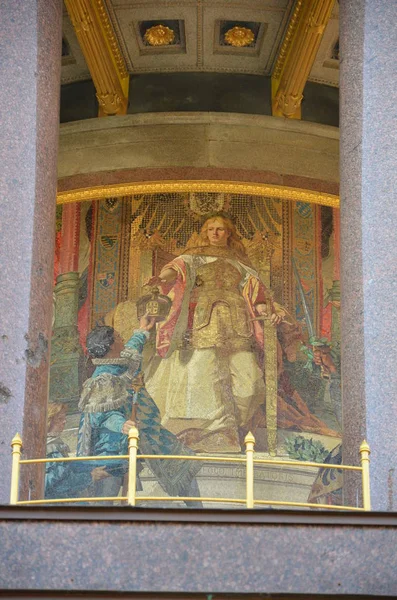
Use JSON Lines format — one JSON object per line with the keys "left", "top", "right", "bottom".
{"left": 122, "top": 314, "right": 156, "bottom": 356}
{"left": 146, "top": 267, "right": 178, "bottom": 287}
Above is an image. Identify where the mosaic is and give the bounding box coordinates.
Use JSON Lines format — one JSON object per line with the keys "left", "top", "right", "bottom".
{"left": 47, "top": 192, "right": 342, "bottom": 507}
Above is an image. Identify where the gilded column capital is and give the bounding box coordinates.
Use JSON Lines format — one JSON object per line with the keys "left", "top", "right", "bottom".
{"left": 97, "top": 91, "right": 124, "bottom": 115}
{"left": 272, "top": 0, "right": 335, "bottom": 119}
{"left": 276, "top": 91, "right": 303, "bottom": 118}
{"left": 64, "top": 0, "right": 129, "bottom": 116}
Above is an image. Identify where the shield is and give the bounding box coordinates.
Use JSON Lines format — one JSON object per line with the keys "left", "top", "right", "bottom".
{"left": 296, "top": 201, "right": 312, "bottom": 218}
{"left": 295, "top": 238, "right": 313, "bottom": 255}
{"left": 100, "top": 235, "right": 118, "bottom": 250}
{"left": 98, "top": 272, "right": 115, "bottom": 288}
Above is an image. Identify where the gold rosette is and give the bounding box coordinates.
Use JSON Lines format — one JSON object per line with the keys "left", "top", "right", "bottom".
{"left": 144, "top": 24, "right": 175, "bottom": 46}
{"left": 224, "top": 26, "right": 255, "bottom": 48}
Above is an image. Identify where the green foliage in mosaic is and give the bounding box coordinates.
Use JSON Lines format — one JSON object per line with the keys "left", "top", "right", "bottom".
{"left": 285, "top": 435, "right": 329, "bottom": 463}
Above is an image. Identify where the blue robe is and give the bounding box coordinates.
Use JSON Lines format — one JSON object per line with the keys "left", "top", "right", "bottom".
{"left": 45, "top": 438, "right": 97, "bottom": 500}
{"left": 77, "top": 330, "right": 202, "bottom": 498}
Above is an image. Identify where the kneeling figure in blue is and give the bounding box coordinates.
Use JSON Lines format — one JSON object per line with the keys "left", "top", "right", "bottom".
{"left": 45, "top": 403, "right": 109, "bottom": 501}
{"left": 77, "top": 315, "right": 202, "bottom": 507}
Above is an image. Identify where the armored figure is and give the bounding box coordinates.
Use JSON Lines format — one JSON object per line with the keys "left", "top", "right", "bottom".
{"left": 145, "top": 213, "right": 338, "bottom": 453}
{"left": 191, "top": 259, "right": 253, "bottom": 351}
{"left": 145, "top": 214, "right": 284, "bottom": 453}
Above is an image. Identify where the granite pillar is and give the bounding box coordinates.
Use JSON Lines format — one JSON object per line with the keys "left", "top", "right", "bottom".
{"left": 50, "top": 273, "right": 82, "bottom": 410}
{"left": 0, "top": 0, "right": 62, "bottom": 502}
{"left": 340, "top": 1, "right": 397, "bottom": 510}
{"left": 59, "top": 203, "right": 81, "bottom": 273}
{"left": 331, "top": 208, "right": 340, "bottom": 343}
{"left": 50, "top": 204, "right": 82, "bottom": 410}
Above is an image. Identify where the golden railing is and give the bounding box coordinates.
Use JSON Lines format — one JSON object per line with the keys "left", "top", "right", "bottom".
{"left": 10, "top": 429, "right": 371, "bottom": 511}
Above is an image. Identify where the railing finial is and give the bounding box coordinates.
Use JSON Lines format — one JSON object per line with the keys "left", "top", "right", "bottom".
{"left": 10, "top": 432, "right": 23, "bottom": 505}
{"left": 360, "top": 439, "right": 370, "bottom": 454}
{"left": 11, "top": 432, "right": 22, "bottom": 447}
{"left": 360, "top": 439, "right": 371, "bottom": 511}
{"left": 244, "top": 431, "right": 255, "bottom": 446}
{"left": 127, "top": 426, "right": 139, "bottom": 506}
{"left": 245, "top": 431, "right": 255, "bottom": 509}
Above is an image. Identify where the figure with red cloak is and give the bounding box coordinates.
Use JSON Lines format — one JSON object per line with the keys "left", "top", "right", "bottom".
{"left": 145, "top": 213, "right": 337, "bottom": 453}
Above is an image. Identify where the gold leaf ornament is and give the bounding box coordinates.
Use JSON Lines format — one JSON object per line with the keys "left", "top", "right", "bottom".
{"left": 144, "top": 24, "right": 175, "bottom": 46}
{"left": 224, "top": 26, "right": 255, "bottom": 48}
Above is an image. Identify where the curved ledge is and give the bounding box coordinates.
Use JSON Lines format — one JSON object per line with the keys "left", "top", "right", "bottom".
{"left": 58, "top": 113, "right": 339, "bottom": 204}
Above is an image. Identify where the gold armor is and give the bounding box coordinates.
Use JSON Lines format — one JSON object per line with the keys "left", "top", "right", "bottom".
{"left": 190, "top": 259, "right": 253, "bottom": 351}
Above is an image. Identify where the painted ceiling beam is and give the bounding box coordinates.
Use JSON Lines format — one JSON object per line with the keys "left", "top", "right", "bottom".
{"left": 272, "top": 0, "right": 335, "bottom": 119}
{"left": 64, "top": 0, "right": 129, "bottom": 116}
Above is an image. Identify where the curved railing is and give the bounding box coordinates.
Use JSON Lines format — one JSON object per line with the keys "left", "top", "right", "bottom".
{"left": 10, "top": 429, "right": 371, "bottom": 510}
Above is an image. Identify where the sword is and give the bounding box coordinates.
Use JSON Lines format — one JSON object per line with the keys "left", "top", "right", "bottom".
{"left": 292, "top": 258, "right": 330, "bottom": 376}
{"left": 291, "top": 257, "right": 315, "bottom": 340}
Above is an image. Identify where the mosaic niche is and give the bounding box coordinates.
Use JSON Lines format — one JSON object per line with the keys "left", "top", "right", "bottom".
{"left": 47, "top": 192, "right": 342, "bottom": 507}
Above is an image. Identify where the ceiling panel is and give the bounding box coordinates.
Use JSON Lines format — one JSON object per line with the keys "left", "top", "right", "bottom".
{"left": 201, "top": 1, "right": 292, "bottom": 74}
{"left": 61, "top": 0, "right": 295, "bottom": 83}
{"left": 108, "top": 2, "right": 199, "bottom": 73}
{"left": 61, "top": 0, "right": 339, "bottom": 89}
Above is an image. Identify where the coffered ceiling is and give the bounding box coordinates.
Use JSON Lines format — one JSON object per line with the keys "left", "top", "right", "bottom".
{"left": 61, "top": 0, "right": 339, "bottom": 88}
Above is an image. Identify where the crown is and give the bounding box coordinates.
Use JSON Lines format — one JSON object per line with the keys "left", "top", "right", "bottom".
{"left": 136, "top": 287, "right": 172, "bottom": 322}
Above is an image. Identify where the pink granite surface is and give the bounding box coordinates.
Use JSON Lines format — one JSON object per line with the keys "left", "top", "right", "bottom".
{"left": 0, "top": 510, "right": 396, "bottom": 595}
{"left": 340, "top": 0, "right": 397, "bottom": 510}
{"left": 0, "top": 0, "right": 62, "bottom": 503}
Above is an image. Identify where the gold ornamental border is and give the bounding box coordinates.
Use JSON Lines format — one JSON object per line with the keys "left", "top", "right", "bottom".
{"left": 57, "top": 181, "right": 339, "bottom": 208}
